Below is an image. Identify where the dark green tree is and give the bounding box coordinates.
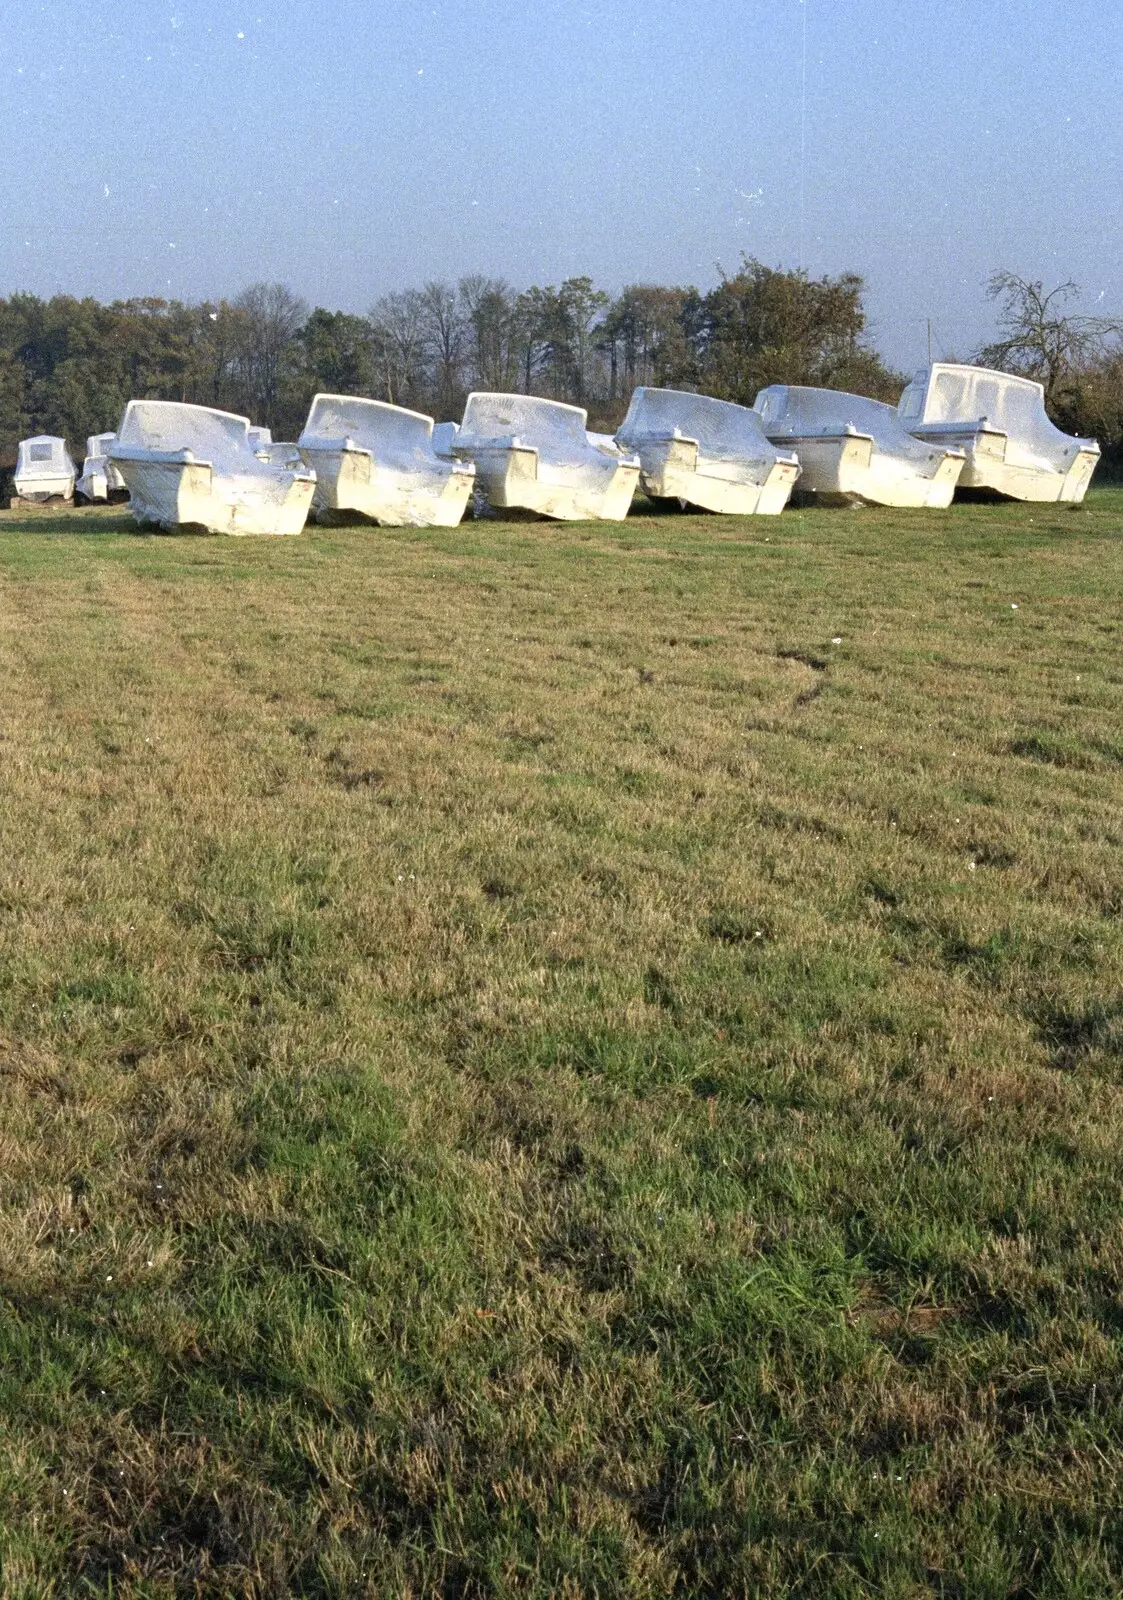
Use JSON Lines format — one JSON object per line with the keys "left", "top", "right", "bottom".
{"left": 301, "top": 309, "right": 373, "bottom": 398}
{"left": 698, "top": 258, "right": 902, "bottom": 406}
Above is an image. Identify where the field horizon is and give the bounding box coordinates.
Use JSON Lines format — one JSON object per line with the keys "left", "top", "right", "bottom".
{"left": 1, "top": 492, "right": 1121, "bottom": 1596}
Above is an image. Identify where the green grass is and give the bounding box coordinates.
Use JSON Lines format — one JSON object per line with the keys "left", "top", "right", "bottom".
{"left": 0, "top": 491, "right": 1120, "bottom": 1597}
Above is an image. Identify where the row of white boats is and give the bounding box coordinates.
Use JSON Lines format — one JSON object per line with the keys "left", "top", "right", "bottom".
{"left": 10, "top": 364, "right": 1100, "bottom": 535}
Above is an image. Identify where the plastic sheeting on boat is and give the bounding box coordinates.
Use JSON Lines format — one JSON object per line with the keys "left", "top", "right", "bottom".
{"left": 898, "top": 364, "right": 1099, "bottom": 503}
{"left": 13, "top": 435, "right": 76, "bottom": 503}
{"left": 753, "top": 386, "right": 965, "bottom": 507}
{"left": 298, "top": 395, "right": 474, "bottom": 527}
{"left": 451, "top": 394, "right": 640, "bottom": 521}
{"left": 108, "top": 401, "right": 316, "bottom": 535}
{"left": 616, "top": 387, "right": 800, "bottom": 514}
{"left": 76, "top": 433, "right": 127, "bottom": 501}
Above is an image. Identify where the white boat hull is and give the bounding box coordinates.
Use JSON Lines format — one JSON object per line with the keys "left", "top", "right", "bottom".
{"left": 780, "top": 433, "right": 964, "bottom": 508}
{"left": 909, "top": 428, "right": 1099, "bottom": 504}
{"left": 635, "top": 437, "right": 799, "bottom": 515}
{"left": 77, "top": 466, "right": 109, "bottom": 502}
{"left": 13, "top": 436, "right": 77, "bottom": 505}
{"left": 115, "top": 458, "right": 315, "bottom": 535}
{"left": 11, "top": 473, "right": 75, "bottom": 505}
{"left": 300, "top": 444, "right": 474, "bottom": 528}
{"left": 468, "top": 444, "right": 639, "bottom": 521}
{"left": 76, "top": 461, "right": 127, "bottom": 502}
{"left": 617, "top": 388, "right": 801, "bottom": 516}
{"left": 898, "top": 366, "right": 1100, "bottom": 504}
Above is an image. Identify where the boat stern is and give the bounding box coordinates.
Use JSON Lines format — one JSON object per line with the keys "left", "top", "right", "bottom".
{"left": 752, "top": 454, "right": 801, "bottom": 516}
{"left": 596, "top": 458, "right": 642, "bottom": 521}
{"left": 463, "top": 443, "right": 540, "bottom": 511}
{"left": 922, "top": 447, "right": 967, "bottom": 507}
{"left": 635, "top": 435, "right": 700, "bottom": 500}
{"left": 1059, "top": 445, "right": 1100, "bottom": 504}
{"left": 300, "top": 444, "right": 371, "bottom": 515}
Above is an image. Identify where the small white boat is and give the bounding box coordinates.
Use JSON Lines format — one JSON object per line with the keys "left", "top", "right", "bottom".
{"left": 13, "top": 435, "right": 76, "bottom": 504}
{"left": 616, "top": 387, "right": 800, "bottom": 514}
{"left": 753, "top": 386, "right": 965, "bottom": 508}
{"left": 897, "top": 364, "right": 1100, "bottom": 503}
{"left": 297, "top": 395, "right": 474, "bottom": 527}
{"left": 76, "top": 433, "right": 127, "bottom": 502}
{"left": 451, "top": 393, "right": 640, "bottom": 521}
{"left": 108, "top": 401, "right": 315, "bottom": 535}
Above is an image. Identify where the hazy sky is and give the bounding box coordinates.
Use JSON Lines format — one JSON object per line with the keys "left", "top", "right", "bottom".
{"left": 2, "top": 0, "right": 1119, "bottom": 370}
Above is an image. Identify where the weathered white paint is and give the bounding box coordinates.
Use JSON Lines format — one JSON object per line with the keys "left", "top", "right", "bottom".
{"left": 13, "top": 435, "right": 76, "bottom": 503}
{"left": 898, "top": 365, "right": 1099, "bottom": 503}
{"left": 753, "top": 386, "right": 965, "bottom": 507}
{"left": 617, "top": 388, "right": 800, "bottom": 514}
{"left": 298, "top": 396, "right": 474, "bottom": 527}
{"left": 76, "top": 433, "right": 127, "bottom": 501}
{"left": 452, "top": 394, "right": 640, "bottom": 521}
{"left": 108, "top": 401, "right": 315, "bottom": 535}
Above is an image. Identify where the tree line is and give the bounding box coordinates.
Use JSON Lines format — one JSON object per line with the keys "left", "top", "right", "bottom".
{"left": 0, "top": 260, "right": 1119, "bottom": 466}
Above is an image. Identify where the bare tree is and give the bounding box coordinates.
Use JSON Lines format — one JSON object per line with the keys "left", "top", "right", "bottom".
{"left": 367, "top": 289, "right": 426, "bottom": 407}
{"left": 231, "top": 282, "right": 308, "bottom": 425}
{"left": 420, "top": 281, "right": 467, "bottom": 417}
{"left": 459, "top": 275, "right": 521, "bottom": 392}
{"left": 979, "top": 272, "right": 1122, "bottom": 407}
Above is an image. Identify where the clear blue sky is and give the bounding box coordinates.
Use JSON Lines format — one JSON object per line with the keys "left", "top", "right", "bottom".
{"left": 2, "top": 0, "right": 1119, "bottom": 370}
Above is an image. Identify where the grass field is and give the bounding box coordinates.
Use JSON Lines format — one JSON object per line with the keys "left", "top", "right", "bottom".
{"left": 0, "top": 490, "right": 1120, "bottom": 1597}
